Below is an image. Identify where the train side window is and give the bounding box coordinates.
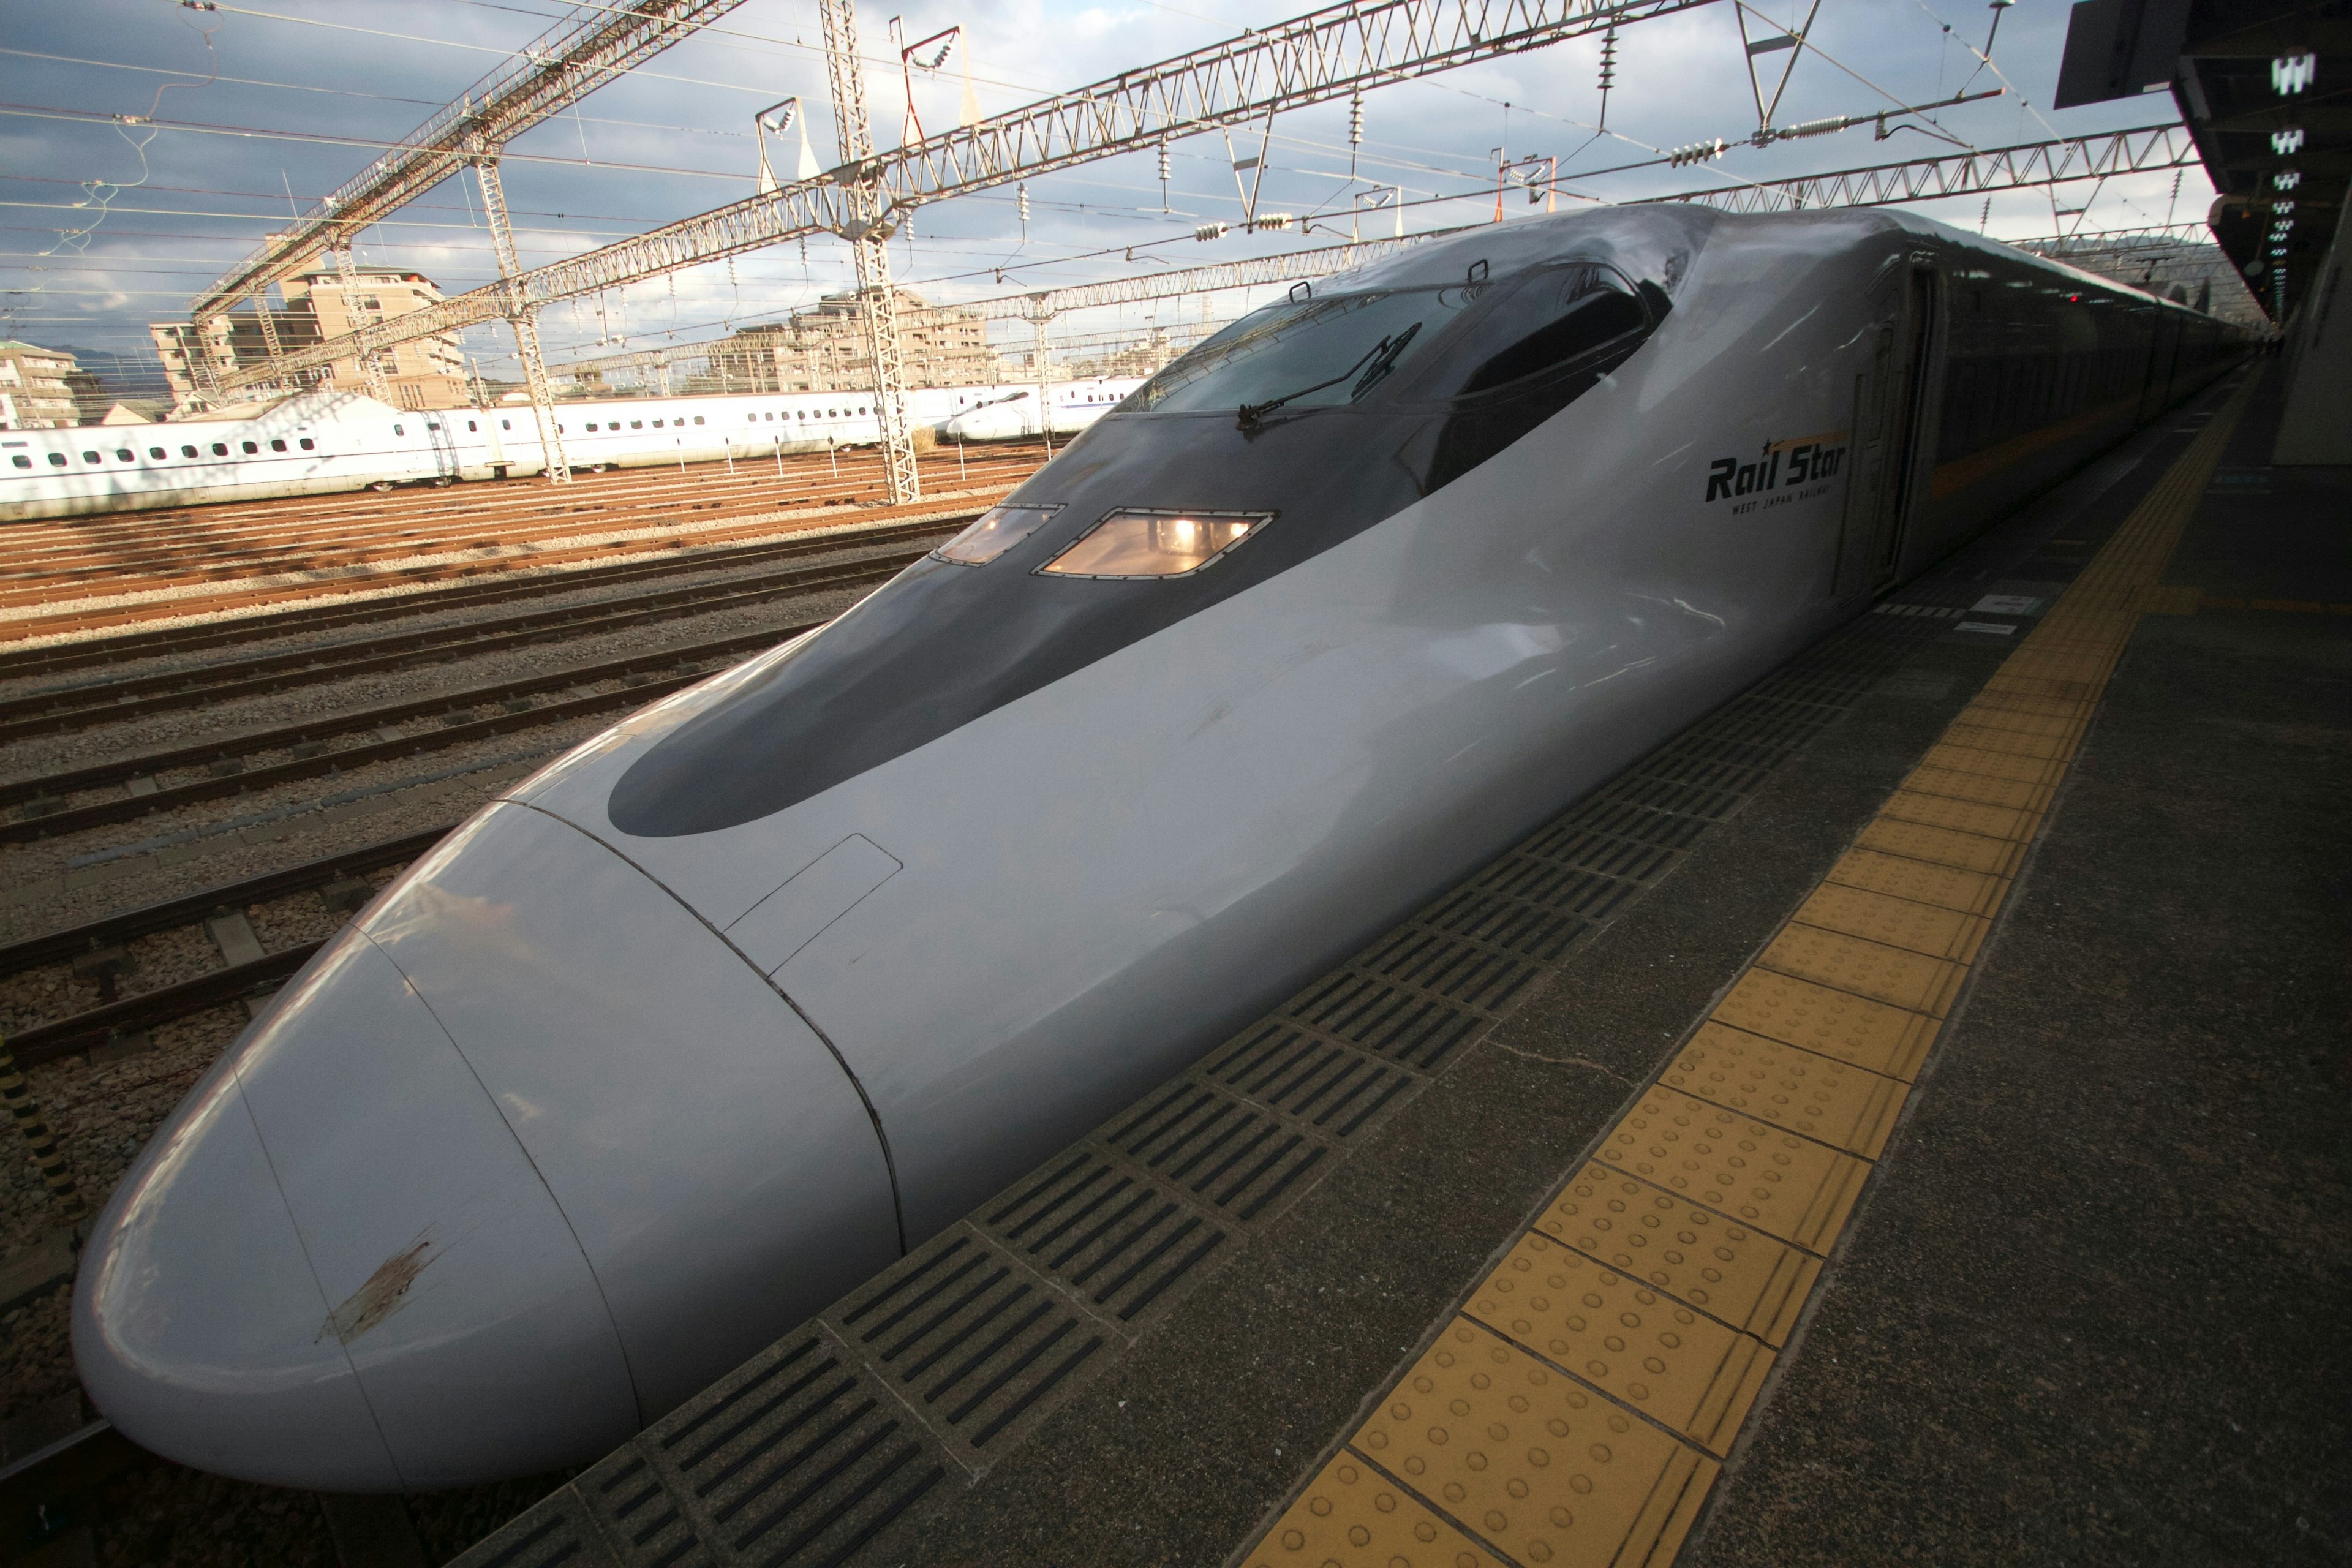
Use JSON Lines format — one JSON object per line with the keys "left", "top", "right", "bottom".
{"left": 10, "top": 455, "right": 27, "bottom": 469}
{"left": 48, "top": 453, "right": 66, "bottom": 466}
{"left": 148, "top": 447, "right": 165, "bottom": 460}
{"left": 181, "top": 445, "right": 198, "bottom": 458}
{"left": 693, "top": 415, "right": 704, "bottom": 424}
{"left": 748, "top": 413, "right": 758, "bottom": 423}
{"left": 115, "top": 448, "right": 135, "bottom": 461}
{"left": 298, "top": 438, "right": 315, "bottom": 450}
{"left": 270, "top": 439, "right": 287, "bottom": 451}
{"left": 500, "top": 420, "right": 511, "bottom": 430}
{"left": 653, "top": 418, "right": 665, "bottom": 428}
{"left": 630, "top": 420, "right": 643, "bottom": 429}
{"left": 83, "top": 450, "right": 101, "bottom": 463}
{"left": 212, "top": 443, "right": 228, "bottom": 456}
{"left": 426, "top": 423, "right": 441, "bottom": 432}
{"left": 585, "top": 422, "right": 598, "bottom": 431}
{"left": 393, "top": 424, "right": 404, "bottom": 436}
{"left": 241, "top": 441, "right": 258, "bottom": 454}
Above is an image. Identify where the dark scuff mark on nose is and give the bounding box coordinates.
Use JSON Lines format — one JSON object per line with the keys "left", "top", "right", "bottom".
{"left": 322, "top": 1232, "right": 434, "bottom": 1344}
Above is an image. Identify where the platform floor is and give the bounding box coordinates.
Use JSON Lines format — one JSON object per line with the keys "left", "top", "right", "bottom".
{"left": 457, "top": 361, "right": 2347, "bottom": 1568}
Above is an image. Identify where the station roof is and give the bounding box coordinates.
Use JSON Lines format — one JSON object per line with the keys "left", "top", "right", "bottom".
{"left": 2060, "top": 0, "right": 2348, "bottom": 323}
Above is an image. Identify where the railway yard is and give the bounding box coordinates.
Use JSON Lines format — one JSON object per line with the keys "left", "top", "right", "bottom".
{"left": 0, "top": 450, "right": 1041, "bottom": 1564}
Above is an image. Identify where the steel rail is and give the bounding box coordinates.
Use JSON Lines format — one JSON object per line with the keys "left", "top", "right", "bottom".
{"left": 0, "top": 515, "right": 966, "bottom": 682}
{"left": 1, "top": 617, "right": 815, "bottom": 846}
{"left": 0, "top": 827, "right": 450, "bottom": 979}
{"left": 211, "top": 0, "right": 1710, "bottom": 392}
{"left": 0, "top": 1417, "right": 148, "bottom": 1555}
{"left": 0, "top": 540, "right": 942, "bottom": 742}
{"left": 7, "top": 944, "right": 326, "bottom": 1067}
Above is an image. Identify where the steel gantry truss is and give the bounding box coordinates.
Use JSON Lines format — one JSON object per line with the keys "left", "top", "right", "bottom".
{"left": 186, "top": 0, "right": 745, "bottom": 480}
{"left": 532, "top": 227, "right": 1453, "bottom": 387}
{"left": 970, "top": 228, "right": 1457, "bottom": 320}
{"left": 974, "top": 227, "right": 1458, "bottom": 451}
{"left": 207, "top": 0, "right": 1713, "bottom": 397}
{"left": 1642, "top": 124, "right": 2200, "bottom": 214}
{"left": 193, "top": 0, "right": 750, "bottom": 325}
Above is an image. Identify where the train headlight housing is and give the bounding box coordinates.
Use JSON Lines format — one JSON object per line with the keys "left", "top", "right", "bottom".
{"left": 936, "top": 503, "right": 1060, "bottom": 565}
{"left": 1038, "top": 509, "right": 1269, "bottom": 579}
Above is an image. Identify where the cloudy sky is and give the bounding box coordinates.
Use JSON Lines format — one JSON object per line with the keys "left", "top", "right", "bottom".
{"left": 0, "top": 0, "right": 2201, "bottom": 378}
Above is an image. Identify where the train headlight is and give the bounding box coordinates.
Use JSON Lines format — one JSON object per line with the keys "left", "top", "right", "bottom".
{"left": 936, "top": 503, "right": 1061, "bottom": 565}
{"left": 1038, "top": 509, "right": 1269, "bottom": 579}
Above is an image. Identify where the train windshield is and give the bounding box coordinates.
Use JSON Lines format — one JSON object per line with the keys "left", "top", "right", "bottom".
{"left": 1121, "top": 286, "right": 1479, "bottom": 415}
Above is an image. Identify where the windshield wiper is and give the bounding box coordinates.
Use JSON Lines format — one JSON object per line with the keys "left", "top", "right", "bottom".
{"left": 1235, "top": 323, "right": 1420, "bottom": 429}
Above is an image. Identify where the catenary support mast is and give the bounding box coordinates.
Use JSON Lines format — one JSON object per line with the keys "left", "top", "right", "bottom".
{"left": 473, "top": 152, "right": 573, "bottom": 484}
{"left": 822, "top": 0, "right": 920, "bottom": 503}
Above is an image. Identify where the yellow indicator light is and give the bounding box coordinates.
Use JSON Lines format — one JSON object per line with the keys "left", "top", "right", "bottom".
{"left": 1039, "top": 509, "right": 1269, "bottom": 578}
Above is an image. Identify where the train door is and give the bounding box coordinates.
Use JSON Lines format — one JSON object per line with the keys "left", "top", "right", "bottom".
{"left": 1833, "top": 260, "right": 1939, "bottom": 596}
{"left": 423, "top": 415, "right": 461, "bottom": 480}
{"left": 2136, "top": 312, "right": 2183, "bottom": 423}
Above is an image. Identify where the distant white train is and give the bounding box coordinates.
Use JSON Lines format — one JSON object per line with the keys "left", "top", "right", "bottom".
{"left": 0, "top": 377, "right": 1144, "bottom": 522}
{"left": 938, "top": 379, "right": 1142, "bottom": 442}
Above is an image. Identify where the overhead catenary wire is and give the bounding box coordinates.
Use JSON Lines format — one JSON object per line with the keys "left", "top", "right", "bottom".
{"left": 5, "top": 0, "right": 2193, "bottom": 377}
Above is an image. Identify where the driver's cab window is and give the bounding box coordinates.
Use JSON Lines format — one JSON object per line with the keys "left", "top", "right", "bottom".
{"left": 1415, "top": 265, "right": 1650, "bottom": 401}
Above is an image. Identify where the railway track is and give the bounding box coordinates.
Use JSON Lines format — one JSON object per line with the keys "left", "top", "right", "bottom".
{"left": 0, "top": 827, "right": 453, "bottom": 1066}
{"left": 1, "top": 442, "right": 1036, "bottom": 578}
{"left": 0, "top": 524, "right": 957, "bottom": 741}
{"left": 0, "top": 513, "right": 962, "bottom": 684}
{"left": 1, "top": 445, "right": 1045, "bottom": 637}
{"left": 1, "top": 612, "right": 824, "bottom": 842}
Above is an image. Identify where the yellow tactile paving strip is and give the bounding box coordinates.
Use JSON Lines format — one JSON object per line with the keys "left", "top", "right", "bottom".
{"left": 1241, "top": 371, "right": 2259, "bottom": 1568}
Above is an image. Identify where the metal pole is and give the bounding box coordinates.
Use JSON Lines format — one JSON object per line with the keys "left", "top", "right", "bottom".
{"left": 251, "top": 285, "right": 287, "bottom": 393}
{"left": 1029, "top": 303, "right": 1057, "bottom": 457}
{"left": 331, "top": 238, "right": 391, "bottom": 401}
{"left": 183, "top": 318, "right": 230, "bottom": 410}
{"left": 472, "top": 153, "right": 572, "bottom": 484}
{"left": 821, "top": 0, "right": 920, "bottom": 505}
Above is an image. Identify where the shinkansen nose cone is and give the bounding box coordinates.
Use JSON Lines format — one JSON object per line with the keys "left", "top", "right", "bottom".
{"left": 74, "top": 802, "right": 899, "bottom": 1490}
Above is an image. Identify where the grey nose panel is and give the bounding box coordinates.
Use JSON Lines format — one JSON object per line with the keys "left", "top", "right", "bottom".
{"left": 726, "top": 833, "right": 902, "bottom": 974}
{"left": 73, "top": 1061, "right": 401, "bottom": 1492}
{"left": 359, "top": 802, "right": 900, "bottom": 1418}
{"left": 233, "top": 930, "right": 639, "bottom": 1486}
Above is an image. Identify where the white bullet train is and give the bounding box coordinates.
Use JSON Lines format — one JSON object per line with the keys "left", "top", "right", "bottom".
{"left": 74, "top": 205, "right": 2249, "bottom": 1491}
{"left": 938, "top": 377, "right": 1146, "bottom": 442}
{"left": 0, "top": 377, "right": 1140, "bottom": 523}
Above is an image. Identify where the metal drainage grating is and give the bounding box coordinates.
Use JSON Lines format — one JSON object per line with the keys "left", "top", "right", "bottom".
{"left": 827, "top": 1229, "right": 1109, "bottom": 1460}
{"left": 461, "top": 1332, "right": 945, "bottom": 1568}
{"left": 974, "top": 1155, "right": 1228, "bottom": 1324}
{"left": 1202, "top": 1023, "right": 1416, "bottom": 1136}
{"left": 450, "top": 608, "right": 1958, "bottom": 1568}
{"left": 1417, "top": 881, "right": 1596, "bottom": 962}
{"left": 1105, "top": 1082, "right": 1329, "bottom": 1221}
{"left": 1280, "top": 969, "right": 1490, "bottom": 1071}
